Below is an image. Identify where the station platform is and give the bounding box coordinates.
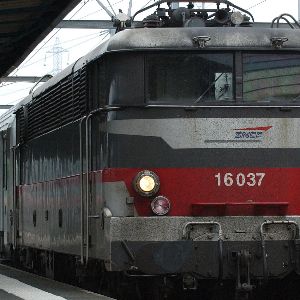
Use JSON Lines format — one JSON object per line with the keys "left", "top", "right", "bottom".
{"left": 0, "top": 263, "right": 114, "bottom": 300}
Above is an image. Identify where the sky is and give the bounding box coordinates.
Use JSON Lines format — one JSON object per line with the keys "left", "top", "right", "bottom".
{"left": 0, "top": 0, "right": 299, "bottom": 115}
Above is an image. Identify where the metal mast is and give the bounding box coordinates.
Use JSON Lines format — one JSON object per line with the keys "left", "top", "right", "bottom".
{"left": 127, "top": 0, "right": 133, "bottom": 17}
{"left": 46, "top": 37, "right": 68, "bottom": 75}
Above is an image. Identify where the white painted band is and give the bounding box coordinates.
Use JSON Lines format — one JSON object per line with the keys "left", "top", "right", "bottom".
{"left": 0, "top": 274, "right": 67, "bottom": 300}
{"left": 106, "top": 118, "right": 300, "bottom": 149}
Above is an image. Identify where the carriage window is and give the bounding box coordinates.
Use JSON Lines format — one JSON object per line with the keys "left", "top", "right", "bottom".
{"left": 146, "top": 53, "right": 234, "bottom": 104}
{"left": 243, "top": 53, "right": 300, "bottom": 102}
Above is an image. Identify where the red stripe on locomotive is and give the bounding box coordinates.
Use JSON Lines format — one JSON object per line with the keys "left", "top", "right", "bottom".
{"left": 103, "top": 168, "right": 296, "bottom": 216}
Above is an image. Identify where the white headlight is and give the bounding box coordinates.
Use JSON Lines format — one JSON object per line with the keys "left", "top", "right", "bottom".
{"left": 139, "top": 175, "right": 156, "bottom": 192}
{"left": 133, "top": 170, "right": 160, "bottom": 197}
{"left": 151, "top": 196, "right": 171, "bottom": 216}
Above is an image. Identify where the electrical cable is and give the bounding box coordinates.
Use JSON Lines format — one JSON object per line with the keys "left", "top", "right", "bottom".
{"left": 139, "top": 0, "right": 153, "bottom": 11}
{"left": 4, "top": 36, "right": 100, "bottom": 73}
{"left": 78, "top": 0, "right": 125, "bottom": 20}
{"left": 106, "top": 0, "right": 117, "bottom": 15}
{"left": 0, "top": 82, "right": 15, "bottom": 89}
{"left": 62, "top": 32, "right": 109, "bottom": 51}
{"left": 0, "top": 0, "right": 116, "bottom": 104}
{"left": 0, "top": 30, "right": 109, "bottom": 92}
{"left": 11, "top": 0, "right": 124, "bottom": 75}
{"left": 10, "top": 0, "right": 91, "bottom": 77}
{"left": 0, "top": 85, "right": 33, "bottom": 98}
{"left": 247, "top": 0, "right": 267, "bottom": 10}
{"left": 18, "top": 31, "right": 105, "bottom": 70}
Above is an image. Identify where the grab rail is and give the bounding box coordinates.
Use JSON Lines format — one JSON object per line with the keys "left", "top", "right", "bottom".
{"left": 79, "top": 116, "right": 86, "bottom": 264}
{"left": 260, "top": 220, "right": 299, "bottom": 281}
{"left": 183, "top": 221, "right": 223, "bottom": 280}
{"left": 84, "top": 106, "right": 122, "bottom": 265}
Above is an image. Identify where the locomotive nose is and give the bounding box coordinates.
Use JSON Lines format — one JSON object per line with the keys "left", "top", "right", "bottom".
{"left": 108, "top": 216, "right": 300, "bottom": 286}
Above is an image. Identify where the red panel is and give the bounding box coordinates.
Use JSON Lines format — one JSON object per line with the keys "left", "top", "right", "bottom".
{"left": 102, "top": 168, "right": 300, "bottom": 216}
{"left": 234, "top": 126, "right": 272, "bottom": 131}
{"left": 191, "top": 202, "right": 288, "bottom": 216}
{"left": 18, "top": 168, "right": 300, "bottom": 217}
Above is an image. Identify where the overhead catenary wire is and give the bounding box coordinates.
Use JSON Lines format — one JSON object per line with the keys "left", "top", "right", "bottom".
{"left": 8, "top": 97, "right": 27, "bottom": 105}
{"left": 0, "top": 30, "right": 110, "bottom": 96}
{"left": 0, "top": 85, "right": 33, "bottom": 98}
{"left": 247, "top": 0, "right": 267, "bottom": 10}
{"left": 34, "top": 31, "right": 102, "bottom": 51}
{"left": 1, "top": 0, "right": 121, "bottom": 110}
{"left": 0, "top": 0, "right": 268, "bottom": 79}
{"left": 78, "top": 0, "right": 125, "bottom": 20}
{"left": 139, "top": 0, "right": 152, "bottom": 11}
{"left": 95, "top": 0, "right": 115, "bottom": 18}
{"left": 6, "top": 95, "right": 29, "bottom": 105}
{"left": 106, "top": 0, "right": 117, "bottom": 15}
{"left": 10, "top": 0, "right": 91, "bottom": 77}
{"left": 62, "top": 31, "right": 109, "bottom": 50}
{"left": 15, "top": 30, "right": 109, "bottom": 71}
{"left": 0, "top": 82, "right": 16, "bottom": 89}
{"left": 1, "top": 36, "right": 105, "bottom": 82}
{"left": 7, "top": 0, "right": 129, "bottom": 79}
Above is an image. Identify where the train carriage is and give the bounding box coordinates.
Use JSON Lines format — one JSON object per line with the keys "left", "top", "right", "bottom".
{"left": 1, "top": 1, "right": 300, "bottom": 299}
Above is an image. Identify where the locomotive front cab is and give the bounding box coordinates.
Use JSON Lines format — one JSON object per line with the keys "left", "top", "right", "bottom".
{"left": 67, "top": 1, "right": 300, "bottom": 298}
{"left": 95, "top": 21, "right": 300, "bottom": 299}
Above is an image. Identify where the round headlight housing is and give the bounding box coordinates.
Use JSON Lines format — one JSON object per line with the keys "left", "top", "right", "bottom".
{"left": 151, "top": 196, "right": 171, "bottom": 216}
{"left": 133, "top": 170, "right": 160, "bottom": 197}
{"left": 231, "top": 11, "right": 244, "bottom": 25}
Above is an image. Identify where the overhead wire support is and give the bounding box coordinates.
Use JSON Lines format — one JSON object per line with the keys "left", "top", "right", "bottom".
{"left": 0, "top": 105, "right": 13, "bottom": 109}
{"left": 46, "top": 37, "right": 69, "bottom": 75}
{"left": 106, "top": 0, "right": 117, "bottom": 16}
{"left": 95, "top": 0, "right": 115, "bottom": 19}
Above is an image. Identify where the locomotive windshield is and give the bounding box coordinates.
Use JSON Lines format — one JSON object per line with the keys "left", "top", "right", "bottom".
{"left": 146, "top": 53, "right": 234, "bottom": 103}
{"left": 106, "top": 52, "right": 300, "bottom": 105}
{"left": 243, "top": 53, "right": 300, "bottom": 102}
{"left": 106, "top": 52, "right": 234, "bottom": 105}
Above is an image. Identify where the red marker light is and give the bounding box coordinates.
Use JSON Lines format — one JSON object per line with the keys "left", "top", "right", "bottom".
{"left": 151, "top": 196, "right": 171, "bottom": 216}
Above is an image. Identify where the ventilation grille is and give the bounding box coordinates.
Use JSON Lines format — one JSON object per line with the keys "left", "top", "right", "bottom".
{"left": 17, "top": 68, "right": 87, "bottom": 143}
{"left": 16, "top": 107, "right": 25, "bottom": 144}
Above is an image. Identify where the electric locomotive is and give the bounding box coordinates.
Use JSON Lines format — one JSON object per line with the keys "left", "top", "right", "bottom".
{"left": 1, "top": 1, "right": 300, "bottom": 299}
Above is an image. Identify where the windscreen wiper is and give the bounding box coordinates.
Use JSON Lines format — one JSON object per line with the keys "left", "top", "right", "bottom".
{"left": 194, "top": 73, "right": 224, "bottom": 103}
{"left": 291, "top": 94, "right": 300, "bottom": 102}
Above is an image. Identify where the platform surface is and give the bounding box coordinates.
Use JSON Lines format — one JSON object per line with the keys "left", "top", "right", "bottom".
{"left": 0, "top": 264, "right": 114, "bottom": 300}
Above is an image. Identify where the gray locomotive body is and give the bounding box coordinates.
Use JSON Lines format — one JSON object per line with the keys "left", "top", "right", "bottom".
{"left": 2, "top": 2, "right": 300, "bottom": 298}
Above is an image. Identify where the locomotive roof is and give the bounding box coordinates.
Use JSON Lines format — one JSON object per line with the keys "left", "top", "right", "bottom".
{"left": 1, "top": 26, "right": 300, "bottom": 125}
{"left": 105, "top": 27, "right": 300, "bottom": 51}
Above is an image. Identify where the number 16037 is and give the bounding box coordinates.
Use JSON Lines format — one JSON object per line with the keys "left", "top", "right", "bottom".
{"left": 214, "top": 173, "right": 265, "bottom": 187}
